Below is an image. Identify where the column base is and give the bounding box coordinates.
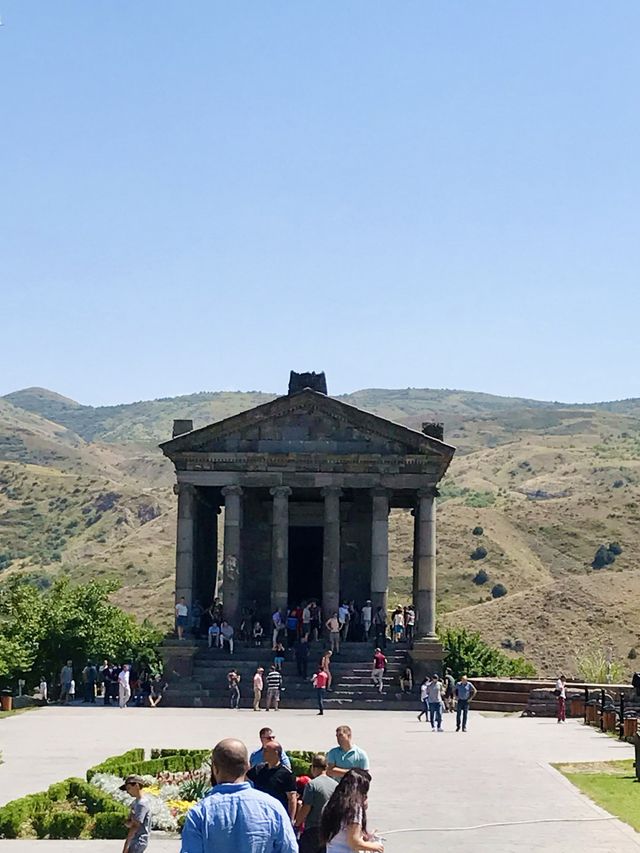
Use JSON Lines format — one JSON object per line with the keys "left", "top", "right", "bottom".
{"left": 409, "top": 639, "right": 446, "bottom": 681}
{"left": 161, "top": 639, "right": 198, "bottom": 679}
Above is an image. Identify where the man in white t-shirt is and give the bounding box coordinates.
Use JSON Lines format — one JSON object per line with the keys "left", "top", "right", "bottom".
{"left": 302, "top": 604, "right": 311, "bottom": 639}
{"left": 361, "top": 601, "right": 372, "bottom": 640}
{"left": 556, "top": 674, "right": 567, "bottom": 723}
{"left": 175, "top": 597, "right": 189, "bottom": 640}
{"left": 118, "top": 664, "right": 131, "bottom": 709}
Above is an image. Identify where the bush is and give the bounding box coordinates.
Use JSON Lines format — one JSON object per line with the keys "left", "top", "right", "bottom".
{"left": 0, "top": 801, "right": 30, "bottom": 838}
{"left": 628, "top": 648, "right": 637, "bottom": 660}
{"left": 92, "top": 810, "right": 128, "bottom": 839}
{"left": 32, "top": 811, "right": 51, "bottom": 839}
{"left": 440, "top": 626, "right": 536, "bottom": 679}
{"left": 576, "top": 646, "right": 624, "bottom": 683}
{"left": 472, "top": 568, "right": 489, "bottom": 585}
{"left": 48, "top": 810, "right": 88, "bottom": 839}
{"left": 288, "top": 750, "right": 314, "bottom": 776}
{"left": 592, "top": 544, "right": 616, "bottom": 569}
{"left": 472, "top": 526, "right": 484, "bottom": 536}
{"left": 608, "top": 541, "right": 623, "bottom": 556}
{"left": 470, "top": 547, "right": 487, "bottom": 561}
{"left": 47, "top": 780, "right": 72, "bottom": 801}
{"left": 491, "top": 583, "right": 507, "bottom": 599}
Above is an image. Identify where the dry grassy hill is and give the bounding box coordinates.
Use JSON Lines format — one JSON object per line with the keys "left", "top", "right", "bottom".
{"left": 2, "top": 385, "right": 640, "bottom": 678}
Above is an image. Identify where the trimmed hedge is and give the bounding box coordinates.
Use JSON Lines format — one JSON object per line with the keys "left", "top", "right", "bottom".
{"left": 288, "top": 750, "right": 315, "bottom": 777}
{"left": 87, "top": 748, "right": 209, "bottom": 781}
{"left": 92, "top": 810, "right": 128, "bottom": 839}
{"left": 48, "top": 810, "right": 88, "bottom": 839}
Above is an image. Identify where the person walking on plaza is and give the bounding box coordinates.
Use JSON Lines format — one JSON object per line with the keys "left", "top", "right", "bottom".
{"left": 296, "top": 753, "right": 338, "bottom": 853}
{"left": 120, "top": 774, "right": 151, "bottom": 853}
{"left": 320, "top": 769, "right": 383, "bottom": 853}
{"left": 455, "top": 674, "right": 477, "bottom": 732}
{"left": 555, "top": 674, "right": 567, "bottom": 724}
{"left": 228, "top": 668, "right": 241, "bottom": 710}
{"left": 313, "top": 667, "right": 329, "bottom": 715}
{"left": 175, "top": 597, "right": 189, "bottom": 640}
{"left": 426, "top": 673, "right": 445, "bottom": 731}
{"left": 118, "top": 663, "right": 131, "bottom": 709}
{"left": 82, "top": 660, "right": 97, "bottom": 703}
{"left": 60, "top": 660, "right": 73, "bottom": 704}
{"left": 253, "top": 667, "right": 264, "bottom": 711}
{"left": 326, "top": 613, "right": 341, "bottom": 654}
{"left": 265, "top": 664, "right": 283, "bottom": 711}
{"left": 444, "top": 667, "right": 456, "bottom": 712}
{"left": 417, "top": 676, "right": 430, "bottom": 721}
{"left": 371, "top": 648, "right": 386, "bottom": 694}
{"left": 181, "top": 738, "right": 298, "bottom": 853}
{"left": 326, "top": 725, "right": 370, "bottom": 779}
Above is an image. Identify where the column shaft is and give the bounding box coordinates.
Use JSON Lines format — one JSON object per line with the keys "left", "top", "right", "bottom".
{"left": 322, "top": 487, "right": 342, "bottom": 618}
{"left": 222, "top": 485, "right": 243, "bottom": 627}
{"left": 370, "top": 489, "right": 389, "bottom": 612}
{"left": 416, "top": 491, "right": 437, "bottom": 638}
{"left": 175, "top": 483, "right": 196, "bottom": 606}
{"left": 270, "top": 486, "right": 292, "bottom": 612}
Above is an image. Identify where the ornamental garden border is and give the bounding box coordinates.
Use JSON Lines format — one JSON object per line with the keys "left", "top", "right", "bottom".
{"left": 0, "top": 747, "right": 315, "bottom": 839}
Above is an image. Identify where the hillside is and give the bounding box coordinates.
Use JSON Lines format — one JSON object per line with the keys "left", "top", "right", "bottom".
{"left": 2, "top": 384, "right": 640, "bottom": 678}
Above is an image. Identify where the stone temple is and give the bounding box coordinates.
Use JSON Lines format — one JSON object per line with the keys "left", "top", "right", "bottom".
{"left": 160, "top": 372, "right": 455, "bottom": 641}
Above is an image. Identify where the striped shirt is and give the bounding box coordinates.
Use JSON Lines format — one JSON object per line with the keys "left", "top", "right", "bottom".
{"left": 266, "top": 670, "right": 282, "bottom": 690}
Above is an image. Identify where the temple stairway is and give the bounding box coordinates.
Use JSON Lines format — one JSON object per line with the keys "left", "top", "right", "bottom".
{"left": 163, "top": 640, "right": 414, "bottom": 711}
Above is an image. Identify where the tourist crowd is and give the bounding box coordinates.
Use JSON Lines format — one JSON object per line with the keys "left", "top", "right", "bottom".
{"left": 52, "top": 660, "right": 167, "bottom": 708}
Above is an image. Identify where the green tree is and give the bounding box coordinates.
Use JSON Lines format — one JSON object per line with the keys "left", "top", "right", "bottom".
{"left": 0, "top": 577, "right": 162, "bottom": 690}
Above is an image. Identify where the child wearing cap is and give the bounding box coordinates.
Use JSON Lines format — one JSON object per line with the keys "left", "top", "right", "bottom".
{"left": 120, "top": 775, "right": 151, "bottom": 853}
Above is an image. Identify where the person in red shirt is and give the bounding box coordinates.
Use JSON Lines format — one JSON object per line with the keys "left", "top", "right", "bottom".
{"left": 312, "top": 668, "right": 329, "bottom": 715}
{"left": 371, "top": 648, "right": 387, "bottom": 694}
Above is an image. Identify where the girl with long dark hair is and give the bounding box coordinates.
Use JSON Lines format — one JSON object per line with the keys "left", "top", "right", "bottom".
{"left": 320, "top": 769, "right": 384, "bottom": 852}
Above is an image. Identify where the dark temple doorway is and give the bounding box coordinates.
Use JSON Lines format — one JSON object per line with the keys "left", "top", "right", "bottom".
{"left": 288, "top": 526, "right": 323, "bottom": 605}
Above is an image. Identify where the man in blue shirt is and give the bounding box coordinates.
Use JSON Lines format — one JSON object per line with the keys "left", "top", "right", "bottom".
{"left": 455, "top": 675, "right": 478, "bottom": 732}
{"left": 181, "top": 738, "right": 297, "bottom": 853}
{"left": 249, "top": 727, "right": 292, "bottom": 770}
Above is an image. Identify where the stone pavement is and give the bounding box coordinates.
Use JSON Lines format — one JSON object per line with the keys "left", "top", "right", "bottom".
{"left": 0, "top": 705, "right": 637, "bottom": 851}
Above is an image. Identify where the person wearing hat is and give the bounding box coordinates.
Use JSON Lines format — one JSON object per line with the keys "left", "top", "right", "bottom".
{"left": 120, "top": 775, "right": 150, "bottom": 853}
{"left": 361, "top": 601, "right": 372, "bottom": 641}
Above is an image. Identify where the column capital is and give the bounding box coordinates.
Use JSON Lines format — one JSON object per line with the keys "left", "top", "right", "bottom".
{"left": 370, "top": 487, "right": 389, "bottom": 498}
{"left": 416, "top": 486, "right": 439, "bottom": 501}
{"left": 173, "top": 482, "right": 196, "bottom": 497}
{"left": 321, "top": 486, "right": 343, "bottom": 498}
{"left": 269, "top": 485, "right": 292, "bottom": 499}
{"left": 221, "top": 485, "right": 243, "bottom": 498}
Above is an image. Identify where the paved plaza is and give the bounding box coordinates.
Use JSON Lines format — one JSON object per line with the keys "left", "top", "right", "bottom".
{"left": 0, "top": 705, "right": 637, "bottom": 852}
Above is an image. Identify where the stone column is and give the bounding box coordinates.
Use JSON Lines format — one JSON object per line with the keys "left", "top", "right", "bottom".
{"left": 221, "top": 485, "right": 243, "bottom": 627}
{"left": 322, "top": 487, "right": 342, "bottom": 618}
{"left": 370, "top": 488, "right": 389, "bottom": 612}
{"left": 416, "top": 489, "right": 437, "bottom": 638}
{"left": 175, "top": 482, "right": 196, "bottom": 606}
{"left": 411, "top": 506, "right": 419, "bottom": 607}
{"left": 270, "top": 486, "right": 292, "bottom": 613}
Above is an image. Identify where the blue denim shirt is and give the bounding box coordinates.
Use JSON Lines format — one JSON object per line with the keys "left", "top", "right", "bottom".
{"left": 181, "top": 782, "right": 297, "bottom": 853}
{"left": 249, "top": 747, "right": 292, "bottom": 770}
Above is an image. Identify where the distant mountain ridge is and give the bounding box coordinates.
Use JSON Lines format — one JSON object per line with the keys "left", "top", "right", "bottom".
{"left": 5, "top": 385, "right": 640, "bottom": 445}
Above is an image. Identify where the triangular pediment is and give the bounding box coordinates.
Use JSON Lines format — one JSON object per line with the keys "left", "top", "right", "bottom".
{"left": 160, "top": 390, "right": 454, "bottom": 460}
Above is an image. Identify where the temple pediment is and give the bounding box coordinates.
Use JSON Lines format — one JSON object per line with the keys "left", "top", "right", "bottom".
{"left": 160, "top": 390, "right": 454, "bottom": 462}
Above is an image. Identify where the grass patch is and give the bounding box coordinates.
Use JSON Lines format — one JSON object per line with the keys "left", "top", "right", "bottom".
{"left": 0, "top": 705, "right": 42, "bottom": 720}
{"left": 555, "top": 760, "right": 639, "bottom": 831}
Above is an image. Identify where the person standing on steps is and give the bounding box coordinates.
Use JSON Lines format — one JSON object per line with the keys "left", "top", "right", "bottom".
{"left": 326, "top": 613, "right": 341, "bottom": 654}
{"left": 175, "top": 597, "right": 189, "bottom": 640}
{"left": 426, "top": 673, "right": 444, "bottom": 731}
{"left": 361, "top": 600, "right": 372, "bottom": 641}
{"left": 253, "top": 667, "right": 264, "bottom": 711}
{"left": 296, "top": 753, "right": 338, "bottom": 853}
{"left": 313, "top": 668, "right": 329, "bottom": 715}
{"left": 295, "top": 635, "right": 310, "bottom": 679}
{"left": 455, "top": 674, "right": 477, "bottom": 732}
{"left": 555, "top": 674, "right": 567, "bottom": 724}
{"left": 373, "top": 607, "right": 387, "bottom": 649}
{"left": 320, "top": 649, "right": 333, "bottom": 692}
{"left": 371, "top": 648, "right": 386, "bottom": 694}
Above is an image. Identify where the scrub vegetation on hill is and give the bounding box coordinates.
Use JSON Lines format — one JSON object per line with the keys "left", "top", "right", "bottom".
{"left": 2, "top": 384, "right": 640, "bottom": 678}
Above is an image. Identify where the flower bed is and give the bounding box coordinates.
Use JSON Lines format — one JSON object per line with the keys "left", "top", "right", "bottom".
{"left": 0, "top": 747, "right": 316, "bottom": 839}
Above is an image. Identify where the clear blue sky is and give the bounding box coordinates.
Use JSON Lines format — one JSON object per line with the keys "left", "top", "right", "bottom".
{"left": 2, "top": 2, "right": 639, "bottom": 406}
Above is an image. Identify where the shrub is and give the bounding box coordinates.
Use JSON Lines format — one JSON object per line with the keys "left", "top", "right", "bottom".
{"left": 440, "top": 626, "right": 536, "bottom": 679}
{"left": 472, "top": 568, "right": 489, "bottom": 585}
{"left": 592, "top": 545, "right": 616, "bottom": 569}
{"left": 288, "top": 750, "right": 314, "bottom": 776}
{"left": 628, "top": 648, "right": 637, "bottom": 660}
{"left": 576, "top": 646, "right": 624, "bottom": 683}
{"left": 48, "top": 810, "right": 88, "bottom": 839}
{"left": 32, "top": 811, "right": 51, "bottom": 839}
{"left": 470, "top": 547, "right": 487, "bottom": 561}
{"left": 47, "top": 779, "right": 72, "bottom": 801}
{"left": 491, "top": 583, "right": 507, "bottom": 599}
{"left": 472, "top": 526, "right": 484, "bottom": 536}
{"left": 0, "top": 801, "right": 30, "bottom": 838}
{"left": 179, "top": 777, "right": 210, "bottom": 802}
{"left": 608, "top": 541, "right": 623, "bottom": 556}
{"left": 92, "top": 810, "right": 128, "bottom": 839}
